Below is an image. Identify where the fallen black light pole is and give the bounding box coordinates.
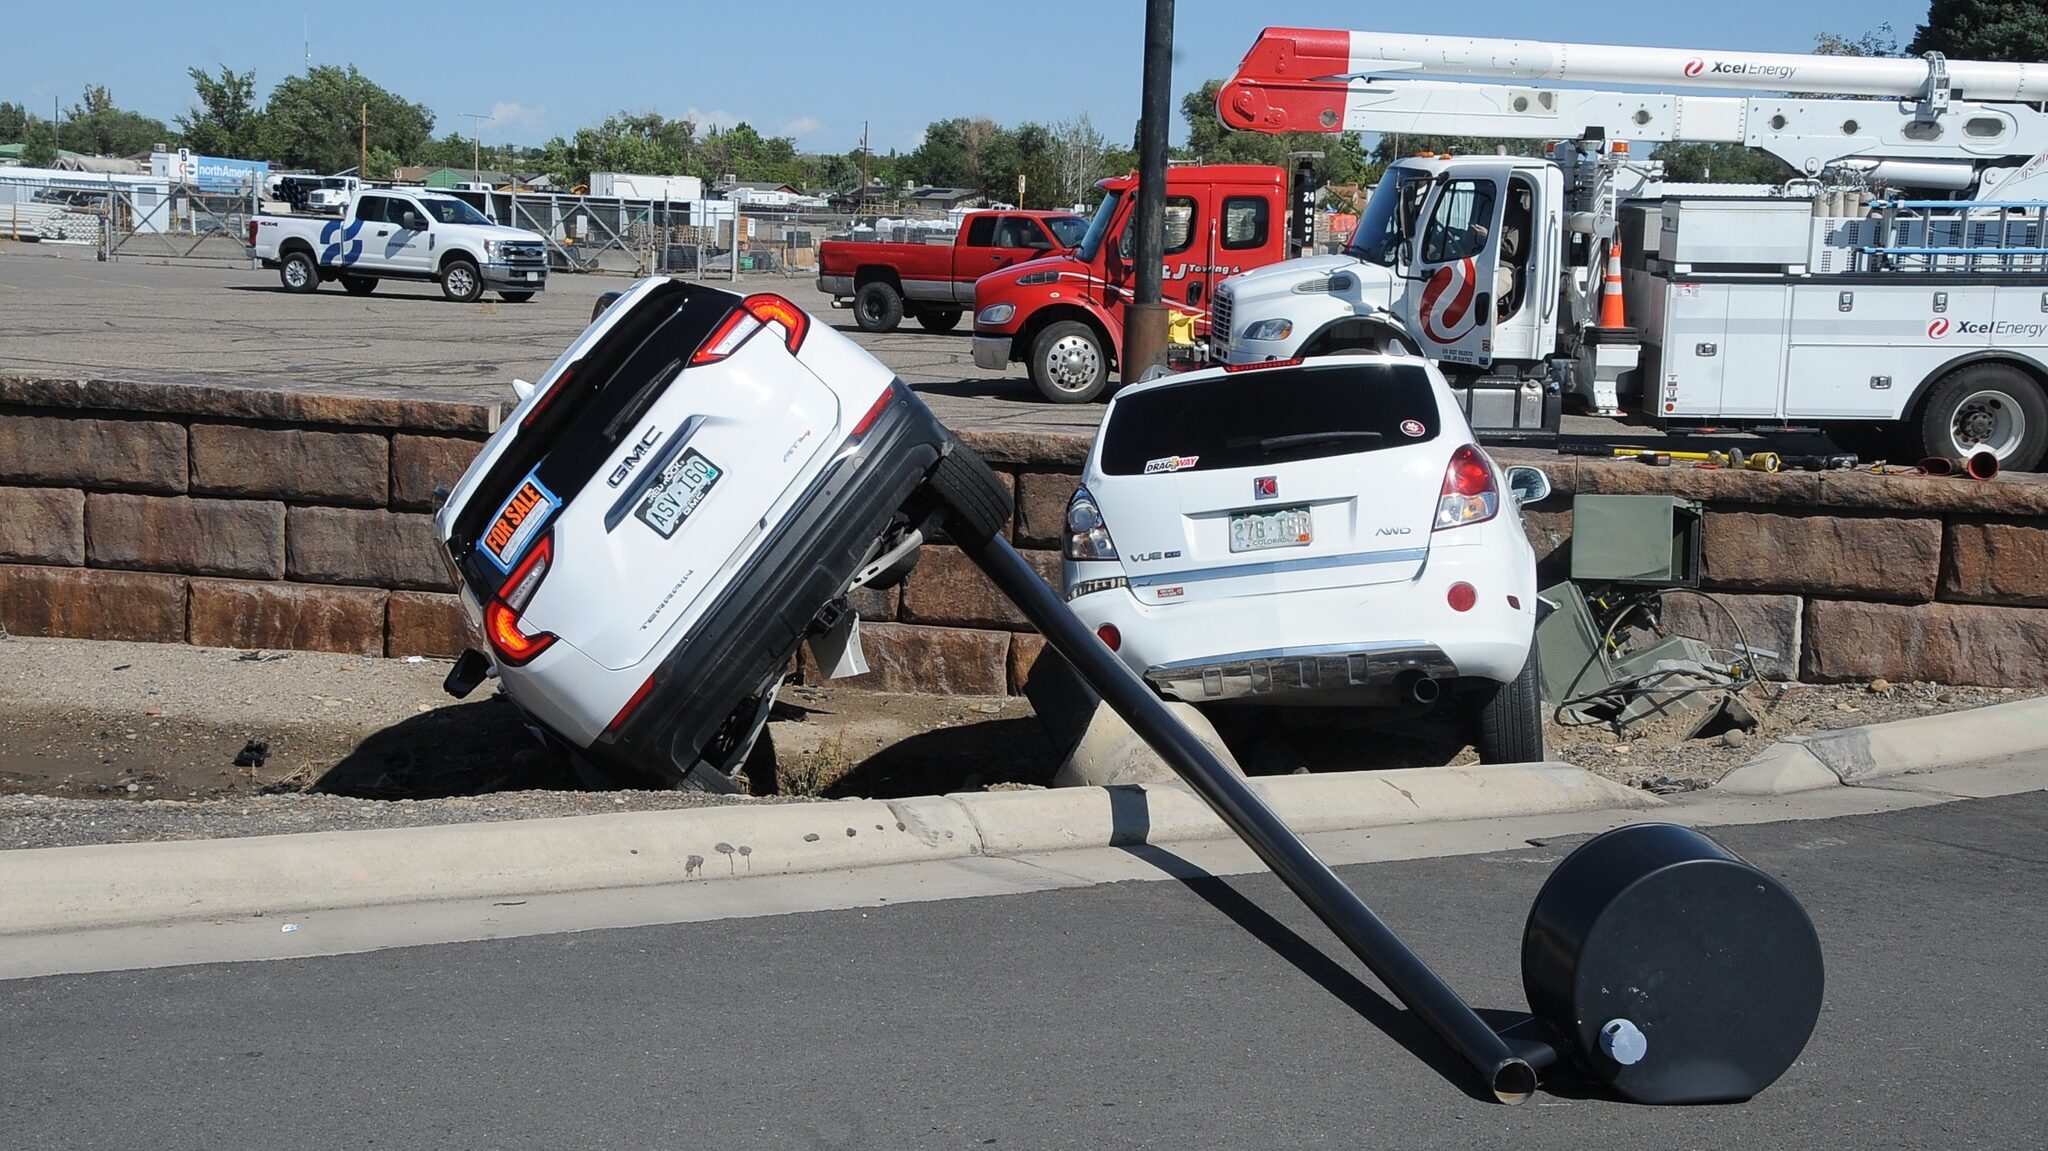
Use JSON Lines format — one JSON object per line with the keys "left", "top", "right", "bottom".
{"left": 959, "top": 529, "right": 1825, "bottom": 1106}
{"left": 961, "top": 532, "right": 1548, "bottom": 1103}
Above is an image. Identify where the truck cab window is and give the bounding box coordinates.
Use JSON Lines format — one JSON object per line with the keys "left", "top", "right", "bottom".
{"left": 1496, "top": 178, "right": 1534, "bottom": 319}
{"left": 1421, "top": 180, "right": 1497, "bottom": 264}
{"left": 356, "top": 196, "right": 391, "bottom": 224}
{"left": 1221, "top": 197, "right": 1269, "bottom": 250}
{"left": 1344, "top": 170, "right": 1430, "bottom": 267}
{"left": 1119, "top": 197, "right": 1199, "bottom": 259}
{"left": 994, "top": 216, "right": 1045, "bottom": 249}
{"left": 964, "top": 215, "right": 997, "bottom": 247}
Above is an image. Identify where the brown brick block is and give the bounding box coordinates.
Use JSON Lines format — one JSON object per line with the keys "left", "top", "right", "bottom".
{"left": 86, "top": 494, "right": 285, "bottom": 579}
{"left": 190, "top": 424, "right": 389, "bottom": 506}
{"left": 847, "top": 583, "right": 898, "bottom": 622}
{"left": 899, "top": 545, "right": 1060, "bottom": 630}
{"left": 1943, "top": 519, "right": 2048, "bottom": 608}
{"left": 1015, "top": 470, "right": 1080, "bottom": 548}
{"left": 1007, "top": 631, "right": 1046, "bottom": 694}
{"left": 1703, "top": 511, "right": 1940, "bottom": 601}
{"left": 1578, "top": 458, "right": 1820, "bottom": 505}
{"left": 189, "top": 578, "right": 388, "bottom": 655}
{"left": 1656, "top": 591, "right": 1803, "bottom": 680}
{"left": 1803, "top": 599, "right": 2048, "bottom": 687}
{"left": 0, "top": 415, "right": 186, "bottom": 493}
{"left": 1520, "top": 507, "right": 1572, "bottom": 572}
{"left": 0, "top": 488, "right": 86, "bottom": 565}
{"left": 0, "top": 565, "right": 185, "bottom": 641}
{"left": 387, "top": 590, "right": 477, "bottom": 657}
{"left": 287, "top": 506, "right": 451, "bottom": 590}
{"left": 852, "top": 621, "right": 1011, "bottom": 695}
{"left": 392, "top": 435, "right": 485, "bottom": 511}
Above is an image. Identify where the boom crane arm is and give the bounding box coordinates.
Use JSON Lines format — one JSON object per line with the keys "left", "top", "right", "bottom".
{"left": 1222, "top": 28, "right": 2048, "bottom": 198}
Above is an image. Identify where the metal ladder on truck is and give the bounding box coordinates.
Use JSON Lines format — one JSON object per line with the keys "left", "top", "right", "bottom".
{"left": 1857, "top": 201, "right": 2048, "bottom": 274}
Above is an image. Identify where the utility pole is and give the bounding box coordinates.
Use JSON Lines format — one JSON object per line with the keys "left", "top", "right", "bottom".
{"left": 858, "top": 120, "right": 871, "bottom": 220}
{"left": 459, "top": 112, "right": 495, "bottom": 184}
{"left": 358, "top": 102, "right": 367, "bottom": 180}
{"left": 1123, "top": 0, "right": 1174, "bottom": 385}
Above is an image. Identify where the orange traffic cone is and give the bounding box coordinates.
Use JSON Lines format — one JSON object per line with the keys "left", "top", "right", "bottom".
{"left": 1597, "top": 239, "right": 1628, "bottom": 329}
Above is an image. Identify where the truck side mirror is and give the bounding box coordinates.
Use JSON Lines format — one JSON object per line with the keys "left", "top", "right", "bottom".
{"left": 403, "top": 212, "right": 426, "bottom": 231}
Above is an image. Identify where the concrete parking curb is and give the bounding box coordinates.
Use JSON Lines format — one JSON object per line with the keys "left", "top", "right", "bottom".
{"left": 0, "top": 762, "right": 1656, "bottom": 937}
{"left": 1717, "top": 696, "right": 2048, "bottom": 795}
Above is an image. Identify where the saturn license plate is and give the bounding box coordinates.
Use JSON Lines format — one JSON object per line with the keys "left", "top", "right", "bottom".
{"left": 1229, "top": 506, "right": 1313, "bottom": 553}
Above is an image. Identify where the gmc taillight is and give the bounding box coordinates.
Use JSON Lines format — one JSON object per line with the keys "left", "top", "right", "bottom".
{"left": 1434, "top": 444, "right": 1499, "bottom": 530}
{"left": 484, "top": 532, "right": 558, "bottom": 665}
{"left": 691, "top": 293, "right": 811, "bottom": 365}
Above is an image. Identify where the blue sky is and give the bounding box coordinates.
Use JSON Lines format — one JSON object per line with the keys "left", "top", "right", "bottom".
{"left": 4, "top": 1, "right": 1934, "bottom": 154}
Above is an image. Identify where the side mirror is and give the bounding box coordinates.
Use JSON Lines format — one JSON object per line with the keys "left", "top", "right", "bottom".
{"left": 403, "top": 212, "right": 426, "bottom": 231}
{"left": 1505, "top": 465, "right": 1553, "bottom": 506}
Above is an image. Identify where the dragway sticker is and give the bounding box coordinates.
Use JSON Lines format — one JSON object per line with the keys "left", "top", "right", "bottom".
{"left": 1144, "top": 454, "right": 1200, "bottom": 474}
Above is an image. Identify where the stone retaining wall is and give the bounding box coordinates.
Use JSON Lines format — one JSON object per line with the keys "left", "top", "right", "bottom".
{"left": 2, "top": 375, "right": 2045, "bottom": 689}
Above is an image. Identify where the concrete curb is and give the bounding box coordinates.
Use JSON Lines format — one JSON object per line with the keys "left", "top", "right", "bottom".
{"left": 1717, "top": 695, "right": 2048, "bottom": 795}
{"left": 0, "top": 763, "right": 1657, "bottom": 936}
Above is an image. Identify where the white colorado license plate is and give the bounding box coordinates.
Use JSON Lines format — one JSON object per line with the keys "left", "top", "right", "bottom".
{"left": 1229, "top": 506, "right": 1312, "bottom": 553}
{"left": 634, "top": 449, "right": 722, "bottom": 538}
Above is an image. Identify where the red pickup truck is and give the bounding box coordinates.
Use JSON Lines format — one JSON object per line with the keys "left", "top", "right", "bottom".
{"left": 818, "top": 209, "right": 1087, "bottom": 333}
{"left": 971, "top": 165, "right": 1294, "bottom": 401}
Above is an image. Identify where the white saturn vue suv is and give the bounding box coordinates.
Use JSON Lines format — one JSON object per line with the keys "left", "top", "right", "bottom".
{"left": 1060, "top": 352, "right": 1553, "bottom": 763}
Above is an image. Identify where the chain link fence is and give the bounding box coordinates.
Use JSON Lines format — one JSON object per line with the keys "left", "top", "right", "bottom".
{"left": 0, "top": 171, "right": 260, "bottom": 265}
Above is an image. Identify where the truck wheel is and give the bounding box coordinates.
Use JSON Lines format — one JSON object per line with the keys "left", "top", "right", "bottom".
{"left": 278, "top": 250, "right": 320, "bottom": 294}
{"left": 1918, "top": 362, "right": 2048, "bottom": 470}
{"left": 440, "top": 258, "right": 484, "bottom": 303}
{"left": 498, "top": 291, "right": 535, "bottom": 303}
{"left": 1474, "top": 638, "right": 1545, "bottom": 765}
{"left": 853, "top": 281, "right": 903, "bottom": 332}
{"left": 928, "top": 440, "right": 1014, "bottom": 547}
{"left": 340, "top": 275, "right": 377, "bottom": 296}
{"left": 1029, "top": 320, "right": 1108, "bottom": 403}
{"left": 915, "top": 308, "right": 963, "bottom": 333}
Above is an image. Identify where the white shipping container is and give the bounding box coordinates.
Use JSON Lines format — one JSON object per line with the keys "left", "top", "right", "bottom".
{"left": 589, "top": 172, "right": 704, "bottom": 202}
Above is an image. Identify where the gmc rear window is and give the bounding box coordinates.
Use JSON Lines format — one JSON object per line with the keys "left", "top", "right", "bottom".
{"left": 1098, "top": 362, "right": 1441, "bottom": 475}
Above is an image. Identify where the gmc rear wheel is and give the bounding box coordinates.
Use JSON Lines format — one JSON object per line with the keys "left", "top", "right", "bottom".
{"left": 853, "top": 281, "right": 904, "bottom": 333}
{"left": 1029, "top": 320, "right": 1108, "bottom": 403}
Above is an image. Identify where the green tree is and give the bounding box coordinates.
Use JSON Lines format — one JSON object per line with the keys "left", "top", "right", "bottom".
{"left": 0, "top": 101, "right": 27, "bottom": 142}
{"left": 1911, "top": 0, "right": 2048, "bottom": 62}
{"left": 1652, "top": 141, "right": 1795, "bottom": 183}
{"left": 261, "top": 65, "right": 433, "bottom": 174}
{"left": 1813, "top": 22, "right": 1902, "bottom": 58}
{"left": 56, "top": 85, "right": 168, "bottom": 157}
{"left": 176, "top": 66, "right": 264, "bottom": 158}
{"left": 538, "top": 111, "right": 700, "bottom": 189}
{"left": 22, "top": 117, "right": 58, "bottom": 166}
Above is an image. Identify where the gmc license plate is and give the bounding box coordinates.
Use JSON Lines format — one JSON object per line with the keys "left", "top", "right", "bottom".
{"left": 1229, "top": 506, "right": 1312, "bottom": 553}
{"left": 634, "top": 449, "right": 722, "bottom": 538}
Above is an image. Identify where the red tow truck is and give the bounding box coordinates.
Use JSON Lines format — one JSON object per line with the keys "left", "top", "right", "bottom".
{"left": 818, "top": 209, "right": 1087, "bottom": 333}
{"left": 969, "top": 164, "right": 1297, "bottom": 402}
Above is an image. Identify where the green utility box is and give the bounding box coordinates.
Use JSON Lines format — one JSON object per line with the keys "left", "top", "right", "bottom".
{"left": 1569, "top": 495, "right": 1704, "bottom": 587}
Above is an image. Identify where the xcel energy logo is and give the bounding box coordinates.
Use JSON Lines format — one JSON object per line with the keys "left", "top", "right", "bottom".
{"left": 1928, "top": 317, "right": 2048, "bottom": 340}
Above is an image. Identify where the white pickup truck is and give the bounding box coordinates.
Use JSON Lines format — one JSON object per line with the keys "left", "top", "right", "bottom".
{"left": 247, "top": 189, "right": 550, "bottom": 303}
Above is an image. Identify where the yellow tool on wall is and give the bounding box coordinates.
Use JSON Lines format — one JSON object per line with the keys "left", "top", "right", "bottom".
{"left": 1609, "top": 447, "right": 1781, "bottom": 473}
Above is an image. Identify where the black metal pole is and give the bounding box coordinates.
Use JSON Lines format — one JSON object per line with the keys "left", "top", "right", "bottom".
{"left": 1122, "top": 0, "right": 1173, "bottom": 385}
{"left": 962, "top": 533, "right": 1551, "bottom": 1104}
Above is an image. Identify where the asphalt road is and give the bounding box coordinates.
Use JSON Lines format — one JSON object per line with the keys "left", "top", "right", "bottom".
{"left": 5, "top": 790, "right": 2043, "bottom": 1149}
{"left": 0, "top": 243, "right": 1708, "bottom": 448}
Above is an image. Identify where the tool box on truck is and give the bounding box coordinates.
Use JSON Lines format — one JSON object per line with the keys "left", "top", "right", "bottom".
{"left": 434, "top": 277, "right": 1008, "bottom": 790}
